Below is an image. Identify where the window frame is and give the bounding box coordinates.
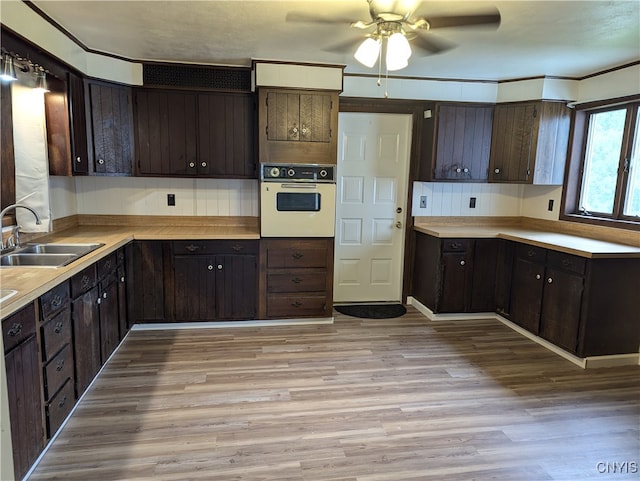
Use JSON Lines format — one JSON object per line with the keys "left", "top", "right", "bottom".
{"left": 561, "top": 95, "right": 640, "bottom": 231}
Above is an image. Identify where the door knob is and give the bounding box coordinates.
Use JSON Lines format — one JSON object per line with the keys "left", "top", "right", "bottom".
{"left": 395, "top": 221, "right": 403, "bottom": 229}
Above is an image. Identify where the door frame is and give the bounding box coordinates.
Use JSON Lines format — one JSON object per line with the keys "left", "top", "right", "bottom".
{"left": 339, "top": 96, "right": 430, "bottom": 303}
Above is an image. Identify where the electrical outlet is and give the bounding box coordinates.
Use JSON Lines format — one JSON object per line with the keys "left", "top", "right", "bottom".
{"left": 419, "top": 195, "right": 427, "bottom": 208}
{"left": 469, "top": 197, "right": 476, "bottom": 208}
{"left": 548, "top": 199, "right": 554, "bottom": 211}
{"left": 167, "top": 194, "right": 175, "bottom": 206}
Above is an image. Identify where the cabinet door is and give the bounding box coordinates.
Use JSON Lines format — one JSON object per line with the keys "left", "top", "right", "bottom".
{"left": 438, "top": 252, "right": 470, "bottom": 313}
{"left": 411, "top": 232, "right": 441, "bottom": 310}
{"left": 128, "top": 241, "right": 166, "bottom": 323}
{"left": 495, "top": 240, "right": 515, "bottom": 317}
{"left": 489, "top": 102, "right": 537, "bottom": 182}
{"left": 539, "top": 267, "right": 584, "bottom": 353}
{"left": 198, "top": 92, "right": 255, "bottom": 177}
{"left": 88, "top": 81, "right": 133, "bottom": 175}
{"left": 299, "top": 93, "right": 332, "bottom": 143}
{"left": 215, "top": 254, "right": 257, "bottom": 320}
{"left": 469, "top": 239, "right": 498, "bottom": 312}
{"left": 72, "top": 287, "right": 101, "bottom": 397}
{"left": 174, "top": 255, "right": 216, "bottom": 321}
{"left": 3, "top": 303, "right": 44, "bottom": 481}
{"left": 99, "top": 275, "right": 120, "bottom": 362}
{"left": 510, "top": 257, "right": 545, "bottom": 333}
{"left": 433, "top": 104, "right": 493, "bottom": 181}
{"left": 68, "top": 72, "right": 89, "bottom": 174}
{"left": 134, "top": 89, "right": 198, "bottom": 175}
{"left": 117, "top": 265, "right": 128, "bottom": 339}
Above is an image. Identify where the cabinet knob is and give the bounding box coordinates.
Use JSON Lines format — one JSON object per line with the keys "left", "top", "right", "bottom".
{"left": 81, "top": 275, "right": 90, "bottom": 288}
{"left": 201, "top": 161, "right": 207, "bottom": 168}
{"left": 98, "top": 159, "right": 105, "bottom": 165}
{"left": 97, "top": 298, "right": 102, "bottom": 305}
{"left": 207, "top": 265, "right": 214, "bottom": 271}
{"left": 189, "top": 162, "right": 195, "bottom": 168}
{"left": 120, "top": 276, "right": 125, "bottom": 283}
{"left": 547, "top": 277, "right": 553, "bottom": 284}
{"left": 51, "top": 295, "right": 63, "bottom": 308}
{"left": 536, "top": 274, "right": 541, "bottom": 280}
{"left": 76, "top": 156, "right": 82, "bottom": 163}
{"left": 291, "top": 126, "right": 299, "bottom": 134}
{"left": 463, "top": 168, "right": 469, "bottom": 173}
{"left": 103, "top": 292, "right": 108, "bottom": 299}
{"left": 217, "top": 264, "right": 223, "bottom": 270}
{"left": 460, "top": 260, "right": 466, "bottom": 266}
{"left": 456, "top": 168, "right": 462, "bottom": 173}
{"left": 291, "top": 301, "right": 302, "bottom": 308}
{"left": 292, "top": 252, "right": 304, "bottom": 260}
{"left": 301, "top": 126, "right": 309, "bottom": 136}
{"left": 7, "top": 323, "right": 22, "bottom": 337}
{"left": 494, "top": 168, "right": 501, "bottom": 174}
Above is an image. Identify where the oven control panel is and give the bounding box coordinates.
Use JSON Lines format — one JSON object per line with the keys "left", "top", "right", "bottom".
{"left": 261, "top": 164, "right": 336, "bottom": 182}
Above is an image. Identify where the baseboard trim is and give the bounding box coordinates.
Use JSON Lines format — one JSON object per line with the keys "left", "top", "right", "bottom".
{"left": 131, "top": 317, "right": 334, "bottom": 331}
{"left": 406, "top": 297, "right": 639, "bottom": 369}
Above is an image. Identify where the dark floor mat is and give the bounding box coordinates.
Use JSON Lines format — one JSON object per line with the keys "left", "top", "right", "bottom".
{"left": 334, "top": 304, "right": 407, "bottom": 319}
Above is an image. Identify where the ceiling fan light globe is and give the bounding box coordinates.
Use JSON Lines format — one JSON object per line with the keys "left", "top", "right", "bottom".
{"left": 386, "top": 52, "right": 409, "bottom": 71}
{"left": 354, "top": 37, "right": 381, "bottom": 68}
{"left": 387, "top": 32, "right": 412, "bottom": 59}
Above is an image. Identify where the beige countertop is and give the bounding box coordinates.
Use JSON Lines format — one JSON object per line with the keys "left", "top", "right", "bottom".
{"left": 414, "top": 223, "right": 640, "bottom": 259}
{"left": 0, "top": 224, "right": 260, "bottom": 319}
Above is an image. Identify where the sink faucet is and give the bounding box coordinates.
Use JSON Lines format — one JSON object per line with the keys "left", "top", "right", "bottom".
{"left": 0, "top": 203, "right": 42, "bottom": 250}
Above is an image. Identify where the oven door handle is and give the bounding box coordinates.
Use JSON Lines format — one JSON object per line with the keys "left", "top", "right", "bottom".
{"left": 280, "top": 183, "right": 319, "bottom": 189}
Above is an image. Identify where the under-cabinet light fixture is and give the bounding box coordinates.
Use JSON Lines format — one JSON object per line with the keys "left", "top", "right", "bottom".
{"left": 0, "top": 54, "right": 17, "bottom": 82}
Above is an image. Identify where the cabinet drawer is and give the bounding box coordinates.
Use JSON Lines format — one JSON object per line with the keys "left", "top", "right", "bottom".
{"left": 173, "top": 240, "right": 258, "bottom": 255}
{"left": 43, "top": 343, "right": 74, "bottom": 400}
{"left": 266, "top": 244, "right": 329, "bottom": 269}
{"left": 46, "top": 378, "right": 74, "bottom": 438}
{"left": 267, "top": 295, "right": 329, "bottom": 318}
{"left": 41, "top": 309, "right": 72, "bottom": 361}
{"left": 2, "top": 302, "right": 36, "bottom": 353}
{"left": 442, "top": 239, "right": 470, "bottom": 252}
{"left": 71, "top": 264, "right": 97, "bottom": 298}
{"left": 41, "top": 282, "right": 70, "bottom": 321}
{"left": 546, "top": 250, "right": 586, "bottom": 275}
{"left": 267, "top": 271, "right": 327, "bottom": 293}
{"left": 97, "top": 253, "right": 117, "bottom": 280}
{"left": 516, "top": 244, "right": 547, "bottom": 263}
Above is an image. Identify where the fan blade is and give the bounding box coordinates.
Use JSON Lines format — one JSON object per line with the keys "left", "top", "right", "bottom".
{"left": 418, "top": 8, "right": 501, "bottom": 30}
{"left": 285, "top": 11, "right": 359, "bottom": 25}
{"left": 409, "top": 32, "right": 455, "bottom": 55}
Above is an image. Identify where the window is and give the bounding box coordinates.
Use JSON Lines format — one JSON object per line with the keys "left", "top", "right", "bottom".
{"left": 562, "top": 99, "right": 640, "bottom": 229}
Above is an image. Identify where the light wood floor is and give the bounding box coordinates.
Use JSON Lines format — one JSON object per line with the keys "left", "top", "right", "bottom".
{"left": 28, "top": 307, "right": 639, "bottom": 481}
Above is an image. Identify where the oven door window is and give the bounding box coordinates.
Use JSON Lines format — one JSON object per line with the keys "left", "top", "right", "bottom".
{"left": 276, "top": 192, "right": 321, "bottom": 212}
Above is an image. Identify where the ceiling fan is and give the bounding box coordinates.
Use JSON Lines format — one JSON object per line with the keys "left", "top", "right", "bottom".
{"left": 286, "top": 0, "right": 501, "bottom": 71}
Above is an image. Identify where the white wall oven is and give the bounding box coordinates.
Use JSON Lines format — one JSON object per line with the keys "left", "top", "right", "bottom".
{"left": 260, "top": 164, "right": 336, "bottom": 237}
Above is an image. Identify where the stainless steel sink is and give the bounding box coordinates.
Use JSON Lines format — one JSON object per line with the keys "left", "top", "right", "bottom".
{"left": 0, "top": 253, "right": 79, "bottom": 267}
{"left": 20, "top": 243, "right": 104, "bottom": 256}
{"left": 0, "top": 243, "right": 104, "bottom": 268}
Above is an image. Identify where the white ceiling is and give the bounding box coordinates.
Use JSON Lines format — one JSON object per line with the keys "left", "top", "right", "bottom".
{"left": 30, "top": 0, "right": 640, "bottom": 81}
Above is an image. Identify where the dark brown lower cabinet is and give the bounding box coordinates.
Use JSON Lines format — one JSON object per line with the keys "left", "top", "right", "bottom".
{"left": 127, "top": 241, "right": 167, "bottom": 324}
{"left": 99, "top": 273, "right": 121, "bottom": 361}
{"left": 72, "top": 285, "right": 101, "bottom": 397}
{"left": 172, "top": 241, "right": 258, "bottom": 321}
{"left": 510, "top": 255, "right": 546, "bottom": 334}
{"left": 411, "top": 233, "right": 497, "bottom": 314}
{"left": 2, "top": 303, "right": 45, "bottom": 481}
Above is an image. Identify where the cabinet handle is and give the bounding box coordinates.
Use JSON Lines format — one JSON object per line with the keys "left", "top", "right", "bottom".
{"left": 97, "top": 298, "right": 102, "bottom": 305}
{"left": 291, "top": 277, "right": 303, "bottom": 284}
{"left": 460, "top": 260, "right": 466, "bottom": 266}
{"left": 231, "top": 245, "right": 244, "bottom": 252}
{"left": 547, "top": 277, "right": 553, "bottom": 284}
{"left": 76, "top": 156, "right": 82, "bottom": 163}
{"left": 527, "top": 250, "right": 536, "bottom": 257}
{"left": 450, "top": 242, "right": 461, "bottom": 249}
{"left": 103, "top": 292, "right": 108, "bottom": 299}
{"left": 54, "top": 321, "right": 64, "bottom": 334}
{"left": 120, "top": 276, "right": 125, "bottom": 283}
{"left": 562, "top": 259, "right": 571, "bottom": 267}
{"left": 7, "top": 323, "right": 22, "bottom": 337}
{"left": 104, "top": 260, "right": 112, "bottom": 270}
{"left": 51, "top": 295, "right": 63, "bottom": 308}
{"left": 56, "top": 359, "right": 65, "bottom": 371}
{"left": 217, "top": 264, "right": 223, "bottom": 270}
{"left": 98, "top": 159, "right": 105, "bottom": 165}
{"left": 201, "top": 161, "right": 207, "bottom": 168}
{"left": 58, "top": 396, "right": 67, "bottom": 408}
{"left": 207, "top": 265, "right": 214, "bottom": 271}
{"left": 291, "top": 301, "right": 302, "bottom": 308}
{"left": 81, "top": 275, "right": 90, "bottom": 289}
{"left": 494, "top": 168, "right": 501, "bottom": 174}
{"left": 189, "top": 162, "right": 195, "bottom": 168}
{"left": 185, "top": 244, "right": 199, "bottom": 252}
{"left": 292, "top": 253, "right": 304, "bottom": 260}
{"left": 535, "top": 274, "right": 541, "bottom": 280}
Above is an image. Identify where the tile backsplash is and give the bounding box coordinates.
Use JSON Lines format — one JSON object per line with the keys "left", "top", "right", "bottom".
{"left": 412, "top": 181, "right": 563, "bottom": 220}
{"left": 50, "top": 176, "right": 259, "bottom": 219}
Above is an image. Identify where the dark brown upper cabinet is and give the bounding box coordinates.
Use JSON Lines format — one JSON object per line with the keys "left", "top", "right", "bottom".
{"left": 68, "top": 72, "right": 89, "bottom": 174}
{"left": 418, "top": 103, "right": 494, "bottom": 182}
{"left": 134, "top": 89, "right": 255, "bottom": 178}
{"left": 488, "top": 101, "right": 571, "bottom": 184}
{"left": 86, "top": 80, "right": 134, "bottom": 175}
{"left": 258, "top": 88, "right": 338, "bottom": 164}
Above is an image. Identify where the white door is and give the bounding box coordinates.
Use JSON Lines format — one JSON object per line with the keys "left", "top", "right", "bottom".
{"left": 334, "top": 112, "right": 412, "bottom": 303}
